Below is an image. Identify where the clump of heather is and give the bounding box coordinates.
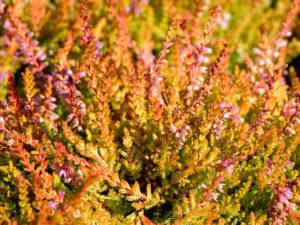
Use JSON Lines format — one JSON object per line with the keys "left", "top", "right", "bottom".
{"left": 0, "top": 0, "right": 300, "bottom": 224}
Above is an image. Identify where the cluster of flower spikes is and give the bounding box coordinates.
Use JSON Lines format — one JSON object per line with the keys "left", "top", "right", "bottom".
{"left": 0, "top": 0, "right": 299, "bottom": 225}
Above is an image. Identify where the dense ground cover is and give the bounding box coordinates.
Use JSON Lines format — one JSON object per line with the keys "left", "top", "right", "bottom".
{"left": 0, "top": 0, "right": 300, "bottom": 224}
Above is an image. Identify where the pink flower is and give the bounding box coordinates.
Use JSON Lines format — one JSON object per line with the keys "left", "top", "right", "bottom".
{"left": 278, "top": 194, "right": 289, "bottom": 205}
{"left": 224, "top": 112, "right": 231, "bottom": 119}
{"left": 282, "top": 101, "right": 297, "bottom": 116}
{"left": 283, "top": 187, "right": 293, "bottom": 199}
{"left": 0, "top": 116, "right": 5, "bottom": 127}
{"left": 208, "top": 192, "right": 219, "bottom": 201}
{"left": 51, "top": 162, "right": 59, "bottom": 170}
{"left": 217, "top": 183, "right": 224, "bottom": 192}
{"left": 285, "top": 160, "right": 294, "bottom": 168}
{"left": 48, "top": 201, "right": 58, "bottom": 210}
{"left": 199, "top": 183, "right": 208, "bottom": 192}
{"left": 51, "top": 162, "right": 83, "bottom": 186}
{"left": 265, "top": 159, "right": 273, "bottom": 175}
{"left": 79, "top": 71, "right": 86, "bottom": 78}
{"left": 216, "top": 175, "right": 223, "bottom": 181}
{"left": 58, "top": 191, "right": 65, "bottom": 201}
{"left": 58, "top": 169, "right": 67, "bottom": 179}
{"left": 225, "top": 164, "right": 234, "bottom": 174}
{"left": 49, "top": 112, "right": 59, "bottom": 121}
{"left": 7, "top": 139, "right": 14, "bottom": 146}
{"left": 219, "top": 103, "right": 227, "bottom": 109}
{"left": 219, "top": 158, "right": 235, "bottom": 174}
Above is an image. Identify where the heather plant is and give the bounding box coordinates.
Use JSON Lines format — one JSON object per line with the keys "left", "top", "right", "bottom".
{"left": 0, "top": 0, "right": 300, "bottom": 224}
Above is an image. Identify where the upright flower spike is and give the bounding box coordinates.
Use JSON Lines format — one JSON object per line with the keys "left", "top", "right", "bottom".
{"left": 186, "top": 42, "right": 230, "bottom": 117}
{"left": 80, "top": 0, "right": 95, "bottom": 48}
{"left": 204, "top": 4, "right": 222, "bottom": 37}
{"left": 147, "top": 17, "right": 181, "bottom": 118}
{"left": 6, "top": 7, "right": 47, "bottom": 74}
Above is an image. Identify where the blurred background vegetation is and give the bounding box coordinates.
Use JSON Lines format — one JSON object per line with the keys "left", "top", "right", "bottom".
{"left": 0, "top": 0, "right": 299, "bottom": 97}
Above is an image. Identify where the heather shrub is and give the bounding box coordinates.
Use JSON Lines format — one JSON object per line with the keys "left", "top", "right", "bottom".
{"left": 0, "top": 0, "right": 300, "bottom": 224}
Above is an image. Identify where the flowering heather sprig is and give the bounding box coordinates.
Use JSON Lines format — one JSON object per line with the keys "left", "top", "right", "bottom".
{"left": 6, "top": 7, "right": 47, "bottom": 74}
{"left": 280, "top": 94, "right": 300, "bottom": 136}
{"left": 187, "top": 43, "right": 230, "bottom": 117}
{"left": 51, "top": 162, "right": 83, "bottom": 186}
{"left": 277, "top": 0, "right": 300, "bottom": 42}
{"left": 268, "top": 184, "right": 298, "bottom": 225}
{"left": 147, "top": 17, "right": 181, "bottom": 116}
{"left": 125, "top": 0, "right": 149, "bottom": 16}
{"left": 80, "top": 0, "right": 95, "bottom": 48}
